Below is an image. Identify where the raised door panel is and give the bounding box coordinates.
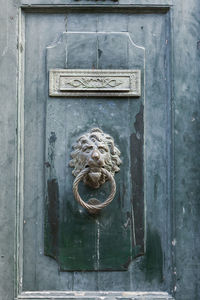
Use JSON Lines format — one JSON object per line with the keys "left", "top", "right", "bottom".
{"left": 20, "top": 7, "right": 172, "bottom": 298}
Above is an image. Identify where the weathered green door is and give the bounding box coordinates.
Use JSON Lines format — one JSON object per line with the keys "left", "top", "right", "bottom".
{"left": 0, "top": 1, "right": 199, "bottom": 300}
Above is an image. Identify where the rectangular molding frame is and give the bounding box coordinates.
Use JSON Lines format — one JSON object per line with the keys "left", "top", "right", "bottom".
{"left": 16, "top": 4, "right": 174, "bottom": 300}
{"left": 49, "top": 69, "right": 141, "bottom": 97}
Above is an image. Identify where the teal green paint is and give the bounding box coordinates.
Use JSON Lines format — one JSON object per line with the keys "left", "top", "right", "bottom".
{"left": 140, "top": 228, "right": 163, "bottom": 282}
{"left": 59, "top": 211, "right": 97, "bottom": 271}
{"left": 44, "top": 32, "right": 145, "bottom": 271}
{"left": 7, "top": 7, "right": 198, "bottom": 296}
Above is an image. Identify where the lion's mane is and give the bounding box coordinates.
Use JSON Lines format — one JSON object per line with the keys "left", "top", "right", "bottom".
{"left": 69, "top": 128, "right": 121, "bottom": 177}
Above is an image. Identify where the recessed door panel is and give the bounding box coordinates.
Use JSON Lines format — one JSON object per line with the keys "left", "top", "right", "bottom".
{"left": 23, "top": 10, "right": 171, "bottom": 292}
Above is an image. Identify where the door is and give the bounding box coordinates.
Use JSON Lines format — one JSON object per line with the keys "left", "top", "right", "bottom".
{"left": 0, "top": 1, "right": 199, "bottom": 300}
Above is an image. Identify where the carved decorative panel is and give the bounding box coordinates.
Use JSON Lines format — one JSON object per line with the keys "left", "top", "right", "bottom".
{"left": 49, "top": 69, "right": 141, "bottom": 97}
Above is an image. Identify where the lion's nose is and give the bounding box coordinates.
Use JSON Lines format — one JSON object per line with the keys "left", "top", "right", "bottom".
{"left": 91, "top": 150, "right": 100, "bottom": 161}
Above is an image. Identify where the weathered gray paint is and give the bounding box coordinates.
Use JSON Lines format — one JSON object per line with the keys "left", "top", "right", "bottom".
{"left": 17, "top": 291, "right": 174, "bottom": 299}
{"left": 0, "top": 1, "right": 199, "bottom": 300}
{"left": 173, "top": 2, "right": 200, "bottom": 299}
{"left": 20, "top": 0, "right": 173, "bottom": 6}
{"left": 0, "top": 1, "right": 18, "bottom": 300}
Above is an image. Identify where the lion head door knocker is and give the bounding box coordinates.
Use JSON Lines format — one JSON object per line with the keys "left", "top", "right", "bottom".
{"left": 69, "top": 128, "right": 122, "bottom": 214}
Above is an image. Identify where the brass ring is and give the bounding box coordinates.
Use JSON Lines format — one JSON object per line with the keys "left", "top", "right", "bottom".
{"left": 73, "top": 167, "right": 116, "bottom": 214}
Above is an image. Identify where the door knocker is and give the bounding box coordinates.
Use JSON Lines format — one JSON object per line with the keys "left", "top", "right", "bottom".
{"left": 69, "top": 128, "right": 122, "bottom": 214}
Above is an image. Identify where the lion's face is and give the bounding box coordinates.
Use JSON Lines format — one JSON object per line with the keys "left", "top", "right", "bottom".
{"left": 79, "top": 139, "right": 110, "bottom": 169}
{"left": 69, "top": 128, "right": 121, "bottom": 188}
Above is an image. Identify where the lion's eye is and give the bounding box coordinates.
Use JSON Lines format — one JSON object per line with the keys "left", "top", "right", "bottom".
{"left": 99, "top": 147, "right": 107, "bottom": 154}
{"left": 83, "top": 147, "right": 92, "bottom": 153}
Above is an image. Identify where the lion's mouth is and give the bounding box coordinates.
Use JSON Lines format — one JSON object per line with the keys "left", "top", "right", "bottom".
{"left": 88, "top": 172, "right": 102, "bottom": 185}
{"left": 85, "top": 166, "right": 104, "bottom": 185}
{"left": 85, "top": 165, "right": 104, "bottom": 170}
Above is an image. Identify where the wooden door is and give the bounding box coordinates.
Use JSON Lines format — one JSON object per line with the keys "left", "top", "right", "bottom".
{"left": 0, "top": 1, "right": 199, "bottom": 300}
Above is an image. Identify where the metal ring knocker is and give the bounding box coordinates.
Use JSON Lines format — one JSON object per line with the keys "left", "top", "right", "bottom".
{"left": 73, "top": 167, "right": 116, "bottom": 214}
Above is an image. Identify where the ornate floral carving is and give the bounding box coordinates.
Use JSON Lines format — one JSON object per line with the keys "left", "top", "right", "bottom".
{"left": 66, "top": 77, "right": 123, "bottom": 89}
